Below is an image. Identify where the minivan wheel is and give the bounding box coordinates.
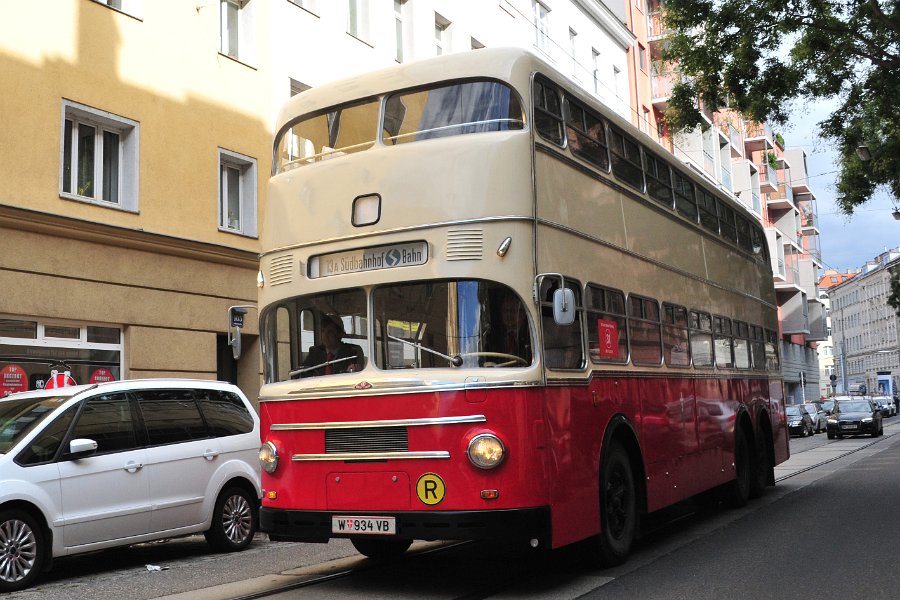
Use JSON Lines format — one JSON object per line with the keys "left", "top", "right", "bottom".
{"left": 204, "top": 486, "right": 257, "bottom": 552}
{"left": 0, "top": 509, "right": 45, "bottom": 592}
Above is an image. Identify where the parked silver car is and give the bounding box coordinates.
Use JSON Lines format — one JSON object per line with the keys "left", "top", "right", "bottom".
{"left": 802, "top": 402, "right": 828, "bottom": 433}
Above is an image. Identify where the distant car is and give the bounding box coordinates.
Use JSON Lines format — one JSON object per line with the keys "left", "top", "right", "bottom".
{"left": 821, "top": 399, "right": 836, "bottom": 415}
{"left": 802, "top": 402, "right": 828, "bottom": 433}
{"left": 0, "top": 379, "right": 262, "bottom": 592}
{"left": 826, "top": 399, "right": 884, "bottom": 439}
{"left": 872, "top": 396, "right": 895, "bottom": 417}
{"left": 786, "top": 404, "right": 815, "bottom": 437}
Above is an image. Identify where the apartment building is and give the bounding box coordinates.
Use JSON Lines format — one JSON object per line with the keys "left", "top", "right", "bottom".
{"left": 628, "top": 0, "right": 826, "bottom": 403}
{"left": 0, "top": 0, "right": 634, "bottom": 400}
{"left": 827, "top": 251, "right": 900, "bottom": 396}
{"left": 817, "top": 269, "right": 858, "bottom": 396}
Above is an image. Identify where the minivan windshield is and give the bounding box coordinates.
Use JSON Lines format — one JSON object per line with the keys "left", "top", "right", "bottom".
{"left": 0, "top": 396, "right": 69, "bottom": 454}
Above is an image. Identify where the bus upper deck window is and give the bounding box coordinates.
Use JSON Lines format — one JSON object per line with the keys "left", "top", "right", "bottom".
{"left": 383, "top": 81, "right": 524, "bottom": 145}
{"left": 274, "top": 100, "right": 379, "bottom": 173}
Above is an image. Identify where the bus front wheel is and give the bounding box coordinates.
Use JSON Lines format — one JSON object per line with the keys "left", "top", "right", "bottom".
{"left": 596, "top": 443, "right": 637, "bottom": 566}
{"left": 351, "top": 538, "right": 412, "bottom": 560}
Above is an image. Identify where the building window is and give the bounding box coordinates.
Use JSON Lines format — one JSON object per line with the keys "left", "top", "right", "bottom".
{"left": 592, "top": 48, "right": 601, "bottom": 95}
{"left": 613, "top": 65, "right": 623, "bottom": 100}
{"left": 435, "top": 13, "right": 450, "bottom": 56}
{"left": 348, "top": 0, "right": 371, "bottom": 43}
{"left": 638, "top": 44, "right": 647, "bottom": 72}
{"left": 92, "top": 0, "right": 142, "bottom": 18}
{"left": 394, "top": 0, "right": 407, "bottom": 63}
{"left": 532, "top": 0, "right": 550, "bottom": 53}
{"left": 60, "top": 100, "right": 139, "bottom": 212}
{"left": 569, "top": 28, "right": 578, "bottom": 76}
{"left": 290, "top": 78, "right": 311, "bottom": 97}
{"left": 218, "top": 149, "right": 258, "bottom": 237}
{"left": 220, "top": 0, "right": 255, "bottom": 64}
{"left": 288, "top": 0, "right": 317, "bottom": 14}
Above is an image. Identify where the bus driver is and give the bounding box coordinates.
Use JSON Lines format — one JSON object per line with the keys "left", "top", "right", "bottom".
{"left": 301, "top": 316, "right": 364, "bottom": 377}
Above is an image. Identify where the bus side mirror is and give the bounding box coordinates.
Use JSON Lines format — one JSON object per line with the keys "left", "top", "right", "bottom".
{"left": 553, "top": 288, "right": 575, "bottom": 326}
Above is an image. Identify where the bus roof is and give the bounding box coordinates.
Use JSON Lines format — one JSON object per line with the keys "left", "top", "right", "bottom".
{"left": 277, "top": 47, "right": 541, "bottom": 127}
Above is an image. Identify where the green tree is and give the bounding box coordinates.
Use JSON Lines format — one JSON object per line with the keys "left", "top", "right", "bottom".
{"left": 888, "top": 268, "right": 900, "bottom": 316}
{"left": 660, "top": 0, "right": 899, "bottom": 215}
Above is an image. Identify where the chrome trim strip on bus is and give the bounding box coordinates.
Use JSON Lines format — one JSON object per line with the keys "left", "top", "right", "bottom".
{"left": 272, "top": 415, "right": 487, "bottom": 431}
{"left": 258, "top": 379, "right": 541, "bottom": 402}
{"left": 545, "top": 369, "right": 785, "bottom": 386}
{"left": 260, "top": 215, "right": 535, "bottom": 258}
{"left": 292, "top": 451, "right": 451, "bottom": 462}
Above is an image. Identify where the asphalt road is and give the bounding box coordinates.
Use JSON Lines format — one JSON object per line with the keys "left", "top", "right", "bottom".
{"left": 5, "top": 421, "right": 900, "bottom": 600}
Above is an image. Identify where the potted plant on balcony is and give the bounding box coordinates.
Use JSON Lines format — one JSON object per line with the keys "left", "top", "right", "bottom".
{"left": 767, "top": 151, "right": 778, "bottom": 170}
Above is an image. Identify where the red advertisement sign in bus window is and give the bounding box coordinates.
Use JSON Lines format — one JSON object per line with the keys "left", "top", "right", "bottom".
{"left": 597, "top": 319, "right": 619, "bottom": 358}
{"left": 89, "top": 368, "right": 115, "bottom": 384}
{"left": 1, "top": 364, "right": 28, "bottom": 396}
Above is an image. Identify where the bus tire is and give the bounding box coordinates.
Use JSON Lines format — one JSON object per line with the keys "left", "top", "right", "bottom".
{"left": 724, "top": 429, "right": 751, "bottom": 508}
{"left": 596, "top": 443, "right": 637, "bottom": 566}
{"left": 749, "top": 426, "right": 770, "bottom": 499}
{"left": 351, "top": 538, "right": 412, "bottom": 560}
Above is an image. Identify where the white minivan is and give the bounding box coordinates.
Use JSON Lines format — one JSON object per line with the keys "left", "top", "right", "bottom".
{"left": 0, "top": 379, "right": 261, "bottom": 592}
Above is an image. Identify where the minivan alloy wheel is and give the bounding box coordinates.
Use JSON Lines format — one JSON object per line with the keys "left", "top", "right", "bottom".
{"left": 222, "top": 493, "right": 253, "bottom": 544}
{"left": 0, "top": 517, "right": 37, "bottom": 584}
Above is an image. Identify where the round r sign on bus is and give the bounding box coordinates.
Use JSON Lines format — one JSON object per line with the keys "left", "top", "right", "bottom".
{"left": 415, "top": 472, "right": 446, "bottom": 506}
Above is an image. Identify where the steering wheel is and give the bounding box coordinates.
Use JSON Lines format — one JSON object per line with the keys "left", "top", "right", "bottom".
{"left": 458, "top": 352, "right": 529, "bottom": 367}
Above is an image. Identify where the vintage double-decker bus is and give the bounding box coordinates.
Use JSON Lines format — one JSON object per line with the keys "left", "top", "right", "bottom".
{"left": 253, "top": 47, "right": 788, "bottom": 565}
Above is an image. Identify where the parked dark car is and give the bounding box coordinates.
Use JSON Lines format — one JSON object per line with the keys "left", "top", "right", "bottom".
{"left": 821, "top": 399, "right": 836, "bottom": 415}
{"left": 802, "top": 402, "right": 828, "bottom": 433}
{"left": 826, "top": 399, "right": 884, "bottom": 439}
{"left": 786, "top": 404, "right": 815, "bottom": 437}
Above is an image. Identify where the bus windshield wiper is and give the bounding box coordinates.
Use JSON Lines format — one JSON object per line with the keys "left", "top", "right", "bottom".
{"left": 387, "top": 334, "right": 463, "bottom": 367}
{"left": 289, "top": 355, "right": 357, "bottom": 378}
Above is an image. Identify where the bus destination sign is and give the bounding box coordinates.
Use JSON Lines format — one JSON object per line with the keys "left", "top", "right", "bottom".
{"left": 309, "top": 241, "right": 428, "bottom": 278}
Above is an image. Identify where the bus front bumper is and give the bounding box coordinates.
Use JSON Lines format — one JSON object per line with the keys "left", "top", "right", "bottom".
{"left": 260, "top": 506, "right": 551, "bottom": 544}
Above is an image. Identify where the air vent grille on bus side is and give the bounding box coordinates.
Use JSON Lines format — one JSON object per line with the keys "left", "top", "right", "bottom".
{"left": 269, "top": 255, "right": 294, "bottom": 286}
{"left": 325, "top": 427, "right": 409, "bottom": 453}
{"left": 446, "top": 229, "right": 484, "bottom": 261}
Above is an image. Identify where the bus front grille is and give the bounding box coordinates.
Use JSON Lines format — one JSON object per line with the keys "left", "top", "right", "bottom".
{"left": 325, "top": 427, "right": 409, "bottom": 453}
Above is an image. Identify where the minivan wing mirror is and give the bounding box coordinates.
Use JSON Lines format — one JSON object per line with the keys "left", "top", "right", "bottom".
{"left": 69, "top": 438, "right": 98, "bottom": 457}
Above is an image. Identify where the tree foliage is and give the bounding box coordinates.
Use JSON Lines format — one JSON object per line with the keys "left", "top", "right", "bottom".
{"left": 888, "top": 268, "right": 900, "bottom": 316}
{"left": 661, "top": 0, "right": 900, "bottom": 215}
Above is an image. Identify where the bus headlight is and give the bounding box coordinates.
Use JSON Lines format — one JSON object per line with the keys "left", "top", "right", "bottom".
{"left": 467, "top": 434, "right": 505, "bottom": 469}
{"left": 259, "top": 441, "right": 279, "bottom": 474}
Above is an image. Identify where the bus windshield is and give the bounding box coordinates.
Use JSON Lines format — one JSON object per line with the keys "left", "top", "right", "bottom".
{"left": 274, "top": 80, "right": 524, "bottom": 174}
{"left": 260, "top": 280, "right": 533, "bottom": 382}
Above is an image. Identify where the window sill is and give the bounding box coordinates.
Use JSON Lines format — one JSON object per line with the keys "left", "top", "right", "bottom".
{"left": 60, "top": 192, "right": 138, "bottom": 214}
{"left": 218, "top": 226, "right": 258, "bottom": 240}
{"left": 217, "top": 52, "right": 257, "bottom": 71}
{"left": 346, "top": 32, "right": 374, "bottom": 49}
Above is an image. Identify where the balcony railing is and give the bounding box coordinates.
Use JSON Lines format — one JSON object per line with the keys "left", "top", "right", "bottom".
{"left": 801, "top": 209, "right": 818, "bottom": 230}
{"left": 651, "top": 70, "right": 676, "bottom": 100}
{"left": 758, "top": 163, "right": 778, "bottom": 190}
{"left": 647, "top": 10, "right": 665, "bottom": 38}
{"left": 752, "top": 190, "right": 761, "bottom": 213}
{"left": 768, "top": 181, "right": 794, "bottom": 205}
{"left": 721, "top": 168, "right": 732, "bottom": 192}
{"left": 745, "top": 121, "right": 774, "bottom": 142}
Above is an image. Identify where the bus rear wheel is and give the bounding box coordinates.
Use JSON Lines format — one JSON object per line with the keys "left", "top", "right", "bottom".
{"left": 351, "top": 538, "right": 412, "bottom": 560}
{"left": 749, "top": 426, "right": 771, "bottom": 499}
{"left": 724, "top": 429, "right": 751, "bottom": 508}
{"left": 596, "top": 443, "right": 637, "bottom": 566}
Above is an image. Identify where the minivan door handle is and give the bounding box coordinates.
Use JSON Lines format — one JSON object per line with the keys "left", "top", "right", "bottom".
{"left": 203, "top": 449, "right": 220, "bottom": 461}
{"left": 124, "top": 461, "right": 143, "bottom": 473}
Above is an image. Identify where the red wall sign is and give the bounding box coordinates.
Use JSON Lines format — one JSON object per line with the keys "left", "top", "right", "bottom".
{"left": 597, "top": 319, "right": 619, "bottom": 359}
{"left": 0, "top": 364, "right": 28, "bottom": 396}
{"left": 89, "top": 368, "right": 115, "bottom": 384}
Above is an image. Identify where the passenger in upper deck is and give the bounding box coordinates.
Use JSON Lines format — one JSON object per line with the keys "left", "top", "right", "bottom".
{"left": 300, "top": 316, "right": 364, "bottom": 377}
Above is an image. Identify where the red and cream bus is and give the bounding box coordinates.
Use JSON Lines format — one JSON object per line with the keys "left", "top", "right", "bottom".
{"left": 254, "top": 47, "right": 788, "bottom": 565}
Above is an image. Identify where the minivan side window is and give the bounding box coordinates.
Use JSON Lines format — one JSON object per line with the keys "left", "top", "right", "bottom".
{"left": 197, "top": 390, "right": 254, "bottom": 437}
{"left": 16, "top": 405, "right": 78, "bottom": 466}
{"left": 70, "top": 393, "right": 138, "bottom": 454}
{"left": 136, "top": 390, "right": 208, "bottom": 446}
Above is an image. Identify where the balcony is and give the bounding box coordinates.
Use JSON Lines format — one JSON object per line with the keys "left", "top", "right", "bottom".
{"left": 758, "top": 163, "right": 778, "bottom": 193}
{"left": 744, "top": 121, "right": 774, "bottom": 153}
{"left": 721, "top": 168, "right": 733, "bottom": 193}
{"left": 767, "top": 181, "right": 795, "bottom": 210}
{"left": 647, "top": 10, "right": 665, "bottom": 39}
{"left": 651, "top": 69, "right": 676, "bottom": 108}
{"left": 798, "top": 195, "right": 820, "bottom": 233}
{"left": 801, "top": 231, "right": 822, "bottom": 265}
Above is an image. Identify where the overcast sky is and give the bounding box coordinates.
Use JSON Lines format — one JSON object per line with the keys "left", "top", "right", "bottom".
{"left": 782, "top": 100, "right": 898, "bottom": 273}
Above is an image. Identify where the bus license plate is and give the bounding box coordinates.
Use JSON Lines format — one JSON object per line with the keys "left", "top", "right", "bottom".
{"left": 332, "top": 516, "right": 396, "bottom": 535}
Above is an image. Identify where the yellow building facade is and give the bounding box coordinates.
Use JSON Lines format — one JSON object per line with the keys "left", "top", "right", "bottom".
{"left": 0, "top": 1, "right": 270, "bottom": 400}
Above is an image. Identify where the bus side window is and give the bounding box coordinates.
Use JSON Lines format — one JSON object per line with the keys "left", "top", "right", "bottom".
{"left": 674, "top": 172, "right": 697, "bottom": 223}
{"left": 533, "top": 77, "right": 564, "bottom": 145}
{"left": 586, "top": 284, "right": 628, "bottom": 364}
{"left": 662, "top": 303, "right": 690, "bottom": 367}
{"left": 713, "top": 315, "right": 734, "bottom": 368}
{"left": 733, "top": 320, "right": 751, "bottom": 369}
{"left": 689, "top": 310, "right": 713, "bottom": 368}
{"left": 541, "top": 279, "right": 584, "bottom": 369}
{"left": 628, "top": 295, "right": 662, "bottom": 366}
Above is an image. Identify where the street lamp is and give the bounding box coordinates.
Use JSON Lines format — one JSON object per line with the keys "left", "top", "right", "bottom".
{"left": 856, "top": 145, "right": 872, "bottom": 161}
